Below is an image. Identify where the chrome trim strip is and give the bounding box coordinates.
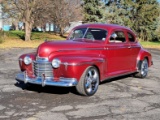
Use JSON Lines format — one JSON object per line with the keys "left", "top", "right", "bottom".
{"left": 16, "top": 72, "right": 78, "bottom": 87}
{"left": 61, "top": 60, "right": 105, "bottom": 66}
{"left": 107, "top": 47, "right": 129, "bottom": 50}
{"left": 57, "top": 48, "right": 105, "bottom": 52}
{"left": 34, "top": 61, "right": 51, "bottom": 64}
{"left": 36, "top": 56, "right": 49, "bottom": 62}
{"left": 57, "top": 46, "right": 140, "bottom": 52}
{"left": 106, "top": 46, "right": 140, "bottom": 50}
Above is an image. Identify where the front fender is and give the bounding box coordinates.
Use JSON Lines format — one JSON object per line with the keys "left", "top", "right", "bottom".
{"left": 49, "top": 55, "right": 105, "bottom": 81}
{"left": 18, "top": 52, "right": 36, "bottom": 76}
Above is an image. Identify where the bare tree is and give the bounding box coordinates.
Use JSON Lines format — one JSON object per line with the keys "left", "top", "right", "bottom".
{"left": 2, "top": 0, "right": 51, "bottom": 41}
{"left": 50, "top": 0, "right": 82, "bottom": 36}
{"left": 1, "top": 0, "right": 82, "bottom": 40}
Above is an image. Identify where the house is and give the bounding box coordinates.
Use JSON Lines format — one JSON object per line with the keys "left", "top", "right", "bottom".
{"left": 0, "top": 5, "right": 3, "bottom": 30}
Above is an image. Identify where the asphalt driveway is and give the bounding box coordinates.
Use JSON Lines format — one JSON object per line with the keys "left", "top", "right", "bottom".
{"left": 0, "top": 48, "right": 160, "bottom": 120}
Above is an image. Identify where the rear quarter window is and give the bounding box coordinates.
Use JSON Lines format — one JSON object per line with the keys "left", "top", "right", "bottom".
{"left": 110, "top": 31, "right": 126, "bottom": 43}
{"left": 128, "top": 32, "right": 135, "bottom": 42}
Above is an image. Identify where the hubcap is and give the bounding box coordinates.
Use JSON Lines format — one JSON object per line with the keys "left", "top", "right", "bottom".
{"left": 141, "top": 59, "right": 148, "bottom": 77}
{"left": 85, "top": 68, "right": 99, "bottom": 94}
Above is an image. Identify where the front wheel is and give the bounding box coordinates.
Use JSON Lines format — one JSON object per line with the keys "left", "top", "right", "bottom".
{"left": 76, "top": 66, "right": 99, "bottom": 96}
{"left": 134, "top": 58, "right": 148, "bottom": 78}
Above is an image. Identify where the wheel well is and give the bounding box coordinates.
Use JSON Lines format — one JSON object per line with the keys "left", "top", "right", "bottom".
{"left": 92, "top": 65, "right": 101, "bottom": 82}
{"left": 137, "top": 57, "right": 149, "bottom": 70}
{"left": 144, "top": 57, "right": 149, "bottom": 65}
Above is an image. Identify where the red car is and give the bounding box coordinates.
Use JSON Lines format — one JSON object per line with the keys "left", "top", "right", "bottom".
{"left": 16, "top": 24, "right": 152, "bottom": 96}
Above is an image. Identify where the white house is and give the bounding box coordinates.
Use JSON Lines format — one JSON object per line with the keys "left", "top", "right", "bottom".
{"left": 0, "top": 5, "right": 3, "bottom": 30}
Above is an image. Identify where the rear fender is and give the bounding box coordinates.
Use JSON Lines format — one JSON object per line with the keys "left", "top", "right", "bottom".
{"left": 137, "top": 49, "right": 152, "bottom": 70}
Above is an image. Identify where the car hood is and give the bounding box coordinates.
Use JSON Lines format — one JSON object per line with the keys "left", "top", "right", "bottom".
{"left": 37, "top": 40, "right": 104, "bottom": 57}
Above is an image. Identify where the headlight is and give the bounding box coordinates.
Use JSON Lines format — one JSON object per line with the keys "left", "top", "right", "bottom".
{"left": 24, "top": 56, "right": 32, "bottom": 65}
{"left": 52, "top": 58, "right": 61, "bottom": 68}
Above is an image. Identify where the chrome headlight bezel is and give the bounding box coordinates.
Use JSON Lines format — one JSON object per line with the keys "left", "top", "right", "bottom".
{"left": 52, "top": 58, "right": 61, "bottom": 68}
{"left": 24, "top": 56, "right": 32, "bottom": 65}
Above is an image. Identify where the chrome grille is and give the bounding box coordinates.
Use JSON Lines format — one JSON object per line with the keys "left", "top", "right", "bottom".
{"left": 33, "top": 61, "right": 53, "bottom": 77}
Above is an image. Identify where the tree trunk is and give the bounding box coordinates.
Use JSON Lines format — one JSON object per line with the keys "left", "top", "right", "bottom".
{"left": 24, "top": 22, "right": 32, "bottom": 41}
{"left": 43, "top": 24, "right": 46, "bottom": 32}
{"left": 54, "top": 23, "right": 57, "bottom": 35}
{"left": 59, "top": 25, "right": 64, "bottom": 36}
{"left": 15, "top": 22, "right": 19, "bottom": 30}
{"left": 49, "top": 23, "right": 51, "bottom": 32}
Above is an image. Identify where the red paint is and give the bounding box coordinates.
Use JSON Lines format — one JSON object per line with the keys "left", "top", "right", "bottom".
{"left": 18, "top": 24, "right": 152, "bottom": 82}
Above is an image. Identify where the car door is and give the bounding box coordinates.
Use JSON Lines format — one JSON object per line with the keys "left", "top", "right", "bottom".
{"left": 106, "top": 30, "right": 132, "bottom": 76}
{"left": 127, "top": 32, "right": 141, "bottom": 70}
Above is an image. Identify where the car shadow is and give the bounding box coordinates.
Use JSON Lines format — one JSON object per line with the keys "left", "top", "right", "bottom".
{"left": 14, "top": 74, "right": 132, "bottom": 96}
{"left": 100, "top": 74, "right": 132, "bottom": 85}
{"left": 14, "top": 82, "right": 78, "bottom": 95}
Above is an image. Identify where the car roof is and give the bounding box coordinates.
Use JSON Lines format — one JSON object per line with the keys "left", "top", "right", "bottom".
{"left": 75, "top": 23, "right": 132, "bottom": 31}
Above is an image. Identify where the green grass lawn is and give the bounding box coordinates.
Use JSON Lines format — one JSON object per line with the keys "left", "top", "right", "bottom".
{"left": 0, "top": 31, "right": 66, "bottom": 48}
{"left": 140, "top": 41, "right": 160, "bottom": 49}
{"left": 5, "top": 31, "right": 66, "bottom": 40}
{"left": 0, "top": 30, "right": 160, "bottom": 49}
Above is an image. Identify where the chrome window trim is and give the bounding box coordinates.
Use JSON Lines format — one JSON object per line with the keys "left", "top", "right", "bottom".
{"left": 82, "top": 27, "right": 89, "bottom": 38}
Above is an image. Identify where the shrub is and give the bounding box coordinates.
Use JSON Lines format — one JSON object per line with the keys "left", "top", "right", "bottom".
{"left": 0, "top": 30, "right": 5, "bottom": 44}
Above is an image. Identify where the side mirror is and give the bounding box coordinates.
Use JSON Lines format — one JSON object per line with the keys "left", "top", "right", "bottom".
{"left": 111, "top": 33, "right": 117, "bottom": 39}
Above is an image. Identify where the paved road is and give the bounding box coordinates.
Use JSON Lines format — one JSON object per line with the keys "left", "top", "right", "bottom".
{"left": 0, "top": 48, "right": 160, "bottom": 120}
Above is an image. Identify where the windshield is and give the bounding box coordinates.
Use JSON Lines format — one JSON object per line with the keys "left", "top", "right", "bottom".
{"left": 69, "top": 28, "right": 107, "bottom": 41}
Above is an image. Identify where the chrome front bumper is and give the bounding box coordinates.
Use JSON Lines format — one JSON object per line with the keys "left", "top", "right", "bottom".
{"left": 15, "top": 72, "right": 78, "bottom": 87}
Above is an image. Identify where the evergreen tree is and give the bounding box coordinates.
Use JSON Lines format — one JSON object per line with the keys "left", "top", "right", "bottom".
{"left": 106, "top": 0, "right": 160, "bottom": 41}
{"left": 106, "top": 1, "right": 125, "bottom": 25}
{"left": 82, "top": 0, "right": 107, "bottom": 23}
{"left": 132, "top": 0, "right": 159, "bottom": 41}
{"left": 155, "top": 16, "right": 160, "bottom": 41}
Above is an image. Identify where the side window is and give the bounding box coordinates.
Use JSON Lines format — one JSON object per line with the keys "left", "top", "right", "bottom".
{"left": 128, "top": 33, "right": 135, "bottom": 42}
{"left": 110, "top": 31, "right": 126, "bottom": 43}
{"left": 69, "top": 28, "right": 86, "bottom": 40}
{"left": 85, "top": 32, "right": 94, "bottom": 40}
{"left": 84, "top": 28, "right": 107, "bottom": 41}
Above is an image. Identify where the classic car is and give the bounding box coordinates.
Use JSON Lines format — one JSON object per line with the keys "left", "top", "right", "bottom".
{"left": 16, "top": 23, "right": 152, "bottom": 96}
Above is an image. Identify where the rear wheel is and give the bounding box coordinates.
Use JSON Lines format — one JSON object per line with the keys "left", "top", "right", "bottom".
{"left": 76, "top": 66, "right": 99, "bottom": 96}
{"left": 134, "top": 58, "right": 148, "bottom": 78}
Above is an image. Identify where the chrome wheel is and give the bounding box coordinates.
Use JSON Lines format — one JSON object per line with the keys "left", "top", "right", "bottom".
{"left": 134, "top": 58, "right": 148, "bottom": 78}
{"left": 76, "top": 66, "right": 99, "bottom": 96}
{"left": 141, "top": 59, "right": 148, "bottom": 77}
{"left": 84, "top": 68, "right": 99, "bottom": 94}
